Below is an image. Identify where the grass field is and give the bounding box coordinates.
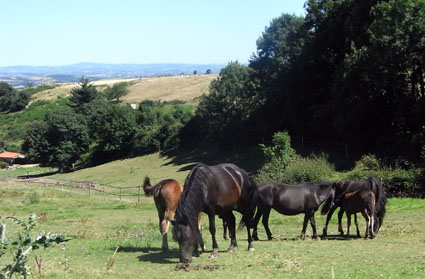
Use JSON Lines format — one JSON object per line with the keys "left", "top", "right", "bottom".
{"left": 30, "top": 75, "right": 217, "bottom": 104}
{"left": 0, "top": 182, "right": 424, "bottom": 279}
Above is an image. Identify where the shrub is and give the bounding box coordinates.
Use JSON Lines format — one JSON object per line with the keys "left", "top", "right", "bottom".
{"left": 0, "top": 162, "right": 8, "bottom": 169}
{"left": 256, "top": 154, "right": 336, "bottom": 184}
{"left": 259, "top": 131, "right": 296, "bottom": 168}
{"left": 354, "top": 154, "right": 381, "bottom": 171}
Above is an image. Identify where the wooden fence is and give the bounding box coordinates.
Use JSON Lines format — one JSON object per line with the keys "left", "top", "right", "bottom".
{"left": 0, "top": 177, "right": 145, "bottom": 203}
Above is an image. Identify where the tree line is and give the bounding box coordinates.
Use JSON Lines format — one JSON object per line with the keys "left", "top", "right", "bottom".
{"left": 19, "top": 0, "right": 425, "bottom": 170}
{"left": 181, "top": 0, "right": 425, "bottom": 164}
{"left": 22, "top": 78, "right": 192, "bottom": 171}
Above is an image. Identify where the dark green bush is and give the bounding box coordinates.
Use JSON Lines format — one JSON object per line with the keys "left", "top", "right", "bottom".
{"left": 0, "top": 162, "right": 8, "bottom": 169}
{"left": 256, "top": 154, "right": 336, "bottom": 184}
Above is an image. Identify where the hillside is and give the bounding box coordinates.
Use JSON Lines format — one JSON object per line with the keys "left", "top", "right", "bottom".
{"left": 30, "top": 74, "right": 217, "bottom": 104}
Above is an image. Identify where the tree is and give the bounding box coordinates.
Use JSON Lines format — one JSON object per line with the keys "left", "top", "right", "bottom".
{"left": 94, "top": 105, "right": 137, "bottom": 162}
{"left": 104, "top": 82, "right": 129, "bottom": 103}
{"left": 68, "top": 77, "right": 100, "bottom": 111}
{"left": 0, "top": 82, "right": 30, "bottom": 113}
{"left": 22, "top": 110, "right": 90, "bottom": 172}
{"left": 186, "top": 61, "right": 260, "bottom": 146}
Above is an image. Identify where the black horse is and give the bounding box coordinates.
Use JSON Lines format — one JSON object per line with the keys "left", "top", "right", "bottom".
{"left": 171, "top": 163, "right": 258, "bottom": 263}
{"left": 252, "top": 181, "right": 335, "bottom": 240}
{"left": 321, "top": 178, "right": 387, "bottom": 237}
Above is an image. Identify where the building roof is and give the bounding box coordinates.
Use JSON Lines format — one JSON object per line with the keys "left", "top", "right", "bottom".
{"left": 0, "top": 151, "right": 26, "bottom": 159}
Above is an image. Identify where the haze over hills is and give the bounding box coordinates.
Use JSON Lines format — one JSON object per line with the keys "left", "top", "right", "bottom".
{"left": 0, "top": 62, "right": 225, "bottom": 88}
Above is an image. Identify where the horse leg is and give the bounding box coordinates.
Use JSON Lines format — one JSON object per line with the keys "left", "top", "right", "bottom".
{"left": 345, "top": 212, "right": 351, "bottom": 237}
{"left": 223, "top": 212, "right": 237, "bottom": 253}
{"left": 301, "top": 214, "right": 310, "bottom": 240}
{"left": 208, "top": 213, "right": 219, "bottom": 259}
{"left": 252, "top": 205, "right": 263, "bottom": 241}
{"left": 362, "top": 210, "right": 370, "bottom": 239}
{"left": 310, "top": 213, "right": 320, "bottom": 239}
{"left": 154, "top": 201, "right": 168, "bottom": 252}
{"left": 222, "top": 219, "right": 228, "bottom": 240}
{"left": 354, "top": 214, "right": 360, "bottom": 238}
{"left": 322, "top": 205, "right": 337, "bottom": 237}
{"left": 337, "top": 208, "right": 345, "bottom": 235}
{"left": 244, "top": 208, "right": 255, "bottom": 252}
{"left": 262, "top": 207, "right": 274, "bottom": 240}
{"left": 197, "top": 212, "right": 206, "bottom": 252}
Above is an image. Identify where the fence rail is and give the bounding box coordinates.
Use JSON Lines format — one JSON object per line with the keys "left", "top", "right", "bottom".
{"left": 0, "top": 177, "right": 145, "bottom": 203}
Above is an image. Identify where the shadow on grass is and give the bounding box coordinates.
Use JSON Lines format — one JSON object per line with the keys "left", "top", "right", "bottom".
{"left": 253, "top": 234, "right": 359, "bottom": 241}
{"left": 136, "top": 247, "right": 181, "bottom": 264}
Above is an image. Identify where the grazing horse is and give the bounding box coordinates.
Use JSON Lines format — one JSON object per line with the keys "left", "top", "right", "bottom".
{"left": 339, "top": 190, "right": 376, "bottom": 238}
{"left": 171, "top": 163, "right": 258, "bottom": 263}
{"left": 143, "top": 176, "right": 205, "bottom": 252}
{"left": 252, "top": 181, "right": 335, "bottom": 240}
{"left": 321, "top": 178, "right": 387, "bottom": 237}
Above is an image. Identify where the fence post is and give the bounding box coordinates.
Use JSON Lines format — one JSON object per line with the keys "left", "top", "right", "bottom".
{"left": 103, "top": 185, "right": 106, "bottom": 201}
{"left": 119, "top": 188, "right": 122, "bottom": 201}
{"left": 88, "top": 182, "right": 91, "bottom": 196}
{"left": 138, "top": 186, "right": 141, "bottom": 203}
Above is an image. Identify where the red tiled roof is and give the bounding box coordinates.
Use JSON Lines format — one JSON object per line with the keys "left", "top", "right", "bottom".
{"left": 0, "top": 151, "right": 26, "bottom": 159}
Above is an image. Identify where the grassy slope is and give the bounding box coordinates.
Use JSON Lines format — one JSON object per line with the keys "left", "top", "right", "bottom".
{"left": 0, "top": 183, "right": 424, "bottom": 279}
{"left": 30, "top": 75, "right": 217, "bottom": 104}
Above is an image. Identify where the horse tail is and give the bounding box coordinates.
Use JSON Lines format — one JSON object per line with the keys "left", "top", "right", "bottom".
{"left": 372, "top": 178, "right": 387, "bottom": 230}
{"left": 321, "top": 183, "right": 335, "bottom": 215}
{"left": 142, "top": 176, "right": 161, "bottom": 197}
{"left": 238, "top": 175, "right": 258, "bottom": 231}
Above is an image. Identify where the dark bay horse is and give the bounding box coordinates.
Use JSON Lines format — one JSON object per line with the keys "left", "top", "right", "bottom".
{"left": 321, "top": 178, "right": 387, "bottom": 237}
{"left": 171, "top": 163, "right": 258, "bottom": 263}
{"left": 339, "top": 190, "right": 376, "bottom": 238}
{"left": 143, "top": 176, "right": 205, "bottom": 252}
{"left": 252, "top": 181, "right": 335, "bottom": 240}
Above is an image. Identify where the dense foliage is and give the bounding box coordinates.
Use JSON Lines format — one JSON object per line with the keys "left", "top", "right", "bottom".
{"left": 0, "top": 82, "right": 30, "bottom": 113}
{"left": 22, "top": 79, "right": 194, "bottom": 171}
{"left": 181, "top": 0, "right": 425, "bottom": 164}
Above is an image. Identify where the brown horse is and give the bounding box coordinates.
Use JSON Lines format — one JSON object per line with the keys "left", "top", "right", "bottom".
{"left": 339, "top": 190, "right": 376, "bottom": 239}
{"left": 321, "top": 178, "right": 386, "bottom": 237}
{"left": 143, "top": 176, "right": 205, "bottom": 252}
{"left": 172, "top": 163, "right": 258, "bottom": 263}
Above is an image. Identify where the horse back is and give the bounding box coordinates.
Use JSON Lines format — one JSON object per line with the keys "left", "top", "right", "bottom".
{"left": 341, "top": 190, "right": 375, "bottom": 213}
{"left": 157, "top": 179, "right": 183, "bottom": 212}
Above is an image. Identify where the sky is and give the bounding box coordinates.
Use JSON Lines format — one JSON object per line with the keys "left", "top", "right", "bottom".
{"left": 0, "top": 0, "right": 306, "bottom": 67}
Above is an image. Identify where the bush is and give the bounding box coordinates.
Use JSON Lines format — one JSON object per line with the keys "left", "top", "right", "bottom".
{"left": 0, "top": 162, "right": 8, "bottom": 169}
{"left": 354, "top": 154, "right": 381, "bottom": 171}
{"left": 256, "top": 154, "right": 336, "bottom": 184}
{"left": 259, "top": 131, "right": 296, "bottom": 168}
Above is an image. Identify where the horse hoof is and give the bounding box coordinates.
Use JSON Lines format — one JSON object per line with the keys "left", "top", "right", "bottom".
{"left": 227, "top": 247, "right": 236, "bottom": 253}
{"left": 313, "top": 236, "right": 321, "bottom": 240}
{"left": 209, "top": 253, "right": 219, "bottom": 259}
{"left": 248, "top": 247, "right": 255, "bottom": 252}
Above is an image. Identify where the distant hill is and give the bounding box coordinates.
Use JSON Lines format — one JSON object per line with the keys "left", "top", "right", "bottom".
{"left": 30, "top": 74, "right": 218, "bottom": 104}
{"left": 0, "top": 62, "right": 225, "bottom": 88}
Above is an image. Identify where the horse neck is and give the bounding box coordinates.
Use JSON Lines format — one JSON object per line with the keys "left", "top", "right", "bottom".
{"left": 175, "top": 166, "right": 206, "bottom": 229}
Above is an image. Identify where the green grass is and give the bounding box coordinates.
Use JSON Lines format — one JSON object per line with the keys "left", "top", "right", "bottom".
{"left": 0, "top": 183, "right": 424, "bottom": 279}
{"left": 0, "top": 98, "right": 68, "bottom": 148}
{"left": 0, "top": 166, "right": 57, "bottom": 178}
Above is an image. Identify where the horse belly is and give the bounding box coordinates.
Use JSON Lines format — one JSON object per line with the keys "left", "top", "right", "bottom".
{"left": 273, "top": 195, "right": 304, "bottom": 215}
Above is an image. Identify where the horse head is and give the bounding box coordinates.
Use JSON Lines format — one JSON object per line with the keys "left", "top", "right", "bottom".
{"left": 171, "top": 216, "right": 199, "bottom": 263}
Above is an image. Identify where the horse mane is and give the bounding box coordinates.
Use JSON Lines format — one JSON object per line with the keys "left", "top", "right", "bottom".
{"left": 175, "top": 163, "right": 208, "bottom": 230}
{"left": 370, "top": 178, "right": 387, "bottom": 227}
